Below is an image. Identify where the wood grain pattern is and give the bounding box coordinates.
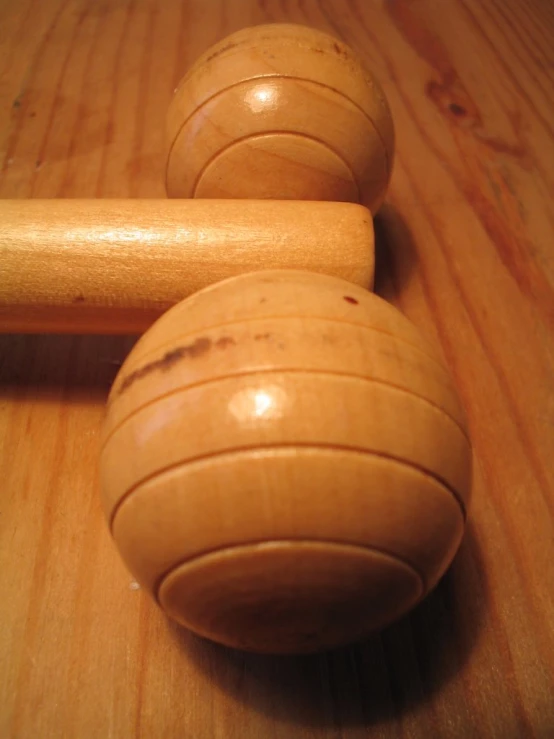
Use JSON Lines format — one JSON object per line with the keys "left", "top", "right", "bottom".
{"left": 1, "top": 0, "right": 553, "bottom": 736}
{"left": 0, "top": 199, "right": 374, "bottom": 332}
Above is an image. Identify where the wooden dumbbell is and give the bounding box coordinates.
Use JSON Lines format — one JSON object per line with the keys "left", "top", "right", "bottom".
{"left": 2, "top": 23, "right": 471, "bottom": 654}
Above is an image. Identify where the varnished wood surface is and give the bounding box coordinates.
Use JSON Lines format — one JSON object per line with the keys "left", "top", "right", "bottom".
{"left": 1, "top": 1, "right": 553, "bottom": 736}
{"left": 101, "top": 270, "right": 471, "bottom": 654}
{"left": 0, "top": 199, "right": 374, "bottom": 333}
{"left": 165, "top": 23, "right": 394, "bottom": 210}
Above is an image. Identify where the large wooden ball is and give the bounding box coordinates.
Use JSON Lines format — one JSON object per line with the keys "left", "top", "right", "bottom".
{"left": 166, "top": 24, "right": 395, "bottom": 213}
{"left": 100, "top": 271, "right": 471, "bottom": 654}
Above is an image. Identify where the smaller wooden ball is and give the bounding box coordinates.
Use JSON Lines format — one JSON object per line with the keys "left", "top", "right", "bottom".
{"left": 100, "top": 271, "right": 471, "bottom": 654}
{"left": 166, "top": 24, "right": 395, "bottom": 213}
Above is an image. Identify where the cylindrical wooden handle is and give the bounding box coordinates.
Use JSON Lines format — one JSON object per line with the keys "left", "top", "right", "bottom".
{"left": 0, "top": 199, "right": 374, "bottom": 334}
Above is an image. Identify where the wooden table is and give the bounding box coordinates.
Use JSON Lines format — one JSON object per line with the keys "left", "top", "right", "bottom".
{"left": 1, "top": 1, "right": 553, "bottom": 736}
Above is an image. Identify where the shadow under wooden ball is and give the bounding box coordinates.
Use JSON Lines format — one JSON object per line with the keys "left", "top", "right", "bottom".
{"left": 0, "top": 333, "right": 137, "bottom": 395}
{"left": 166, "top": 23, "right": 394, "bottom": 212}
{"left": 167, "top": 522, "right": 486, "bottom": 729}
{"left": 373, "top": 204, "right": 420, "bottom": 302}
{"left": 100, "top": 269, "right": 472, "bottom": 655}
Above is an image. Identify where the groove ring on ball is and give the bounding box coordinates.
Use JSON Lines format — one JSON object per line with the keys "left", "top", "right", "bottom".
{"left": 109, "top": 444, "right": 467, "bottom": 602}
{"left": 192, "top": 131, "right": 360, "bottom": 202}
{"left": 166, "top": 76, "right": 389, "bottom": 205}
{"left": 156, "top": 540, "right": 424, "bottom": 652}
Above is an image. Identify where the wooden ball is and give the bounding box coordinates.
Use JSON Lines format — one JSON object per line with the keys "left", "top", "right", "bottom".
{"left": 166, "top": 24, "right": 395, "bottom": 213}
{"left": 100, "top": 271, "right": 471, "bottom": 654}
